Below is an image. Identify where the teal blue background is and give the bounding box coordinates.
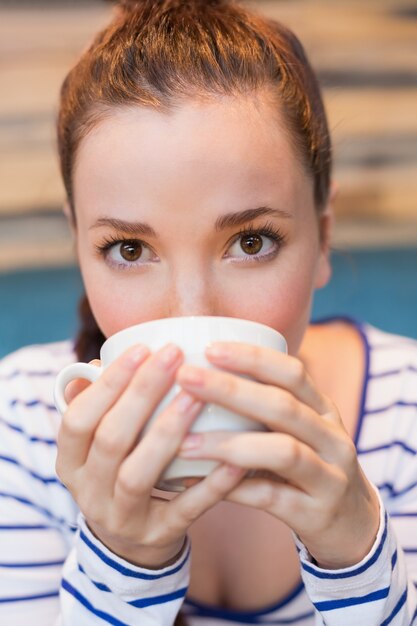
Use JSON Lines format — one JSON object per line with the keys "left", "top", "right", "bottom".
{"left": 1, "top": 247, "right": 416, "bottom": 358}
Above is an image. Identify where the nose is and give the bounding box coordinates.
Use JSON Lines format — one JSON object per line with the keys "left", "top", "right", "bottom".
{"left": 164, "top": 265, "right": 220, "bottom": 318}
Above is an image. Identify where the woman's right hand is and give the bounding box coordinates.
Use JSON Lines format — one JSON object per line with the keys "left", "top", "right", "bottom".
{"left": 55, "top": 343, "right": 245, "bottom": 568}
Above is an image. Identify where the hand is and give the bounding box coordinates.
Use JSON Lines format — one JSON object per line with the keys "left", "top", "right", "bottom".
{"left": 176, "top": 341, "right": 380, "bottom": 569}
{"left": 56, "top": 343, "right": 246, "bottom": 569}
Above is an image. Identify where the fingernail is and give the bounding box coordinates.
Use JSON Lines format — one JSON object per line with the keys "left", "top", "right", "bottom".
{"left": 175, "top": 393, "right": 202, "bottom": 415}
{"left": 156, "top": 344, "right": 181, "bottom": 369}
{"left": 125, "top": 345, "right": 149, "bottom": 367}
{"left": 179, "top": 366, "right": 205, "bottom": 387}
{"left": 206, "top": 343, "right": 230, "bottom": 361}
{"left": 226, "top": 464, "right": 244, "bottom": 477}
{"left": 180, "top": 433, "right": 203, "bottom": 453}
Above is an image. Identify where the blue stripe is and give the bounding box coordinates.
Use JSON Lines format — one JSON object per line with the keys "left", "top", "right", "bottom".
{"left": 0, "top": 370, "right": 57, "bottom": 380}
{"left": 61, "top": 579, "right": 129, "bottom": 626}
{"left": 0, "top": 590, "right": 59, "bottom": 604}
{"left": 79, "top": 563, "right": 110, "bottom": 591}
{"left": 0, "top": 491, "right": 75, "bottom": 529}
{"left": 369, "top": 365, "right": 417, "bottom": 379}
{"left": 0, "top": 416, "right": 56, "bottom": 445}
{"left": 391, "top": 550, "right": 398, "bottom": 570}
{"left": 380, "top": 588, "right": 408, "bottom": 626}
{"left": 364, "top": 401, "right": 417, "bottom": 416}
{"left": 0, "top": 454, "right": 61, "bottom": 485}
{"left": 80, "top": 567, "right": 187, "bottom": 608}
{"left": 183, "top": 582, "right": 312, "bottom": 623}
{"left": 0, "top": 558, "right": 64, "bottom": 568}
{"left": 378, "top": 481, "right": 417, "bottom": 498}
{"left": 10, "top": 399, "right": 56, "bottom": 412}
{"left": 357, "top": 441, "right": 417, "bottom": 456}
{"left": 129, "top": 586, "right": 187, "bottom": 608}
{"left": 302, "top": 511, "right": 387, "bottom": 579}
{"left": 78, "top": 565, "right": 187, "bottom": 606}
{"left": 184, "top": 602, "right": 314, "bottom": 624}
{"left": 0, "top": 523, "right": 51, "bottom": 530}
{"left": 314, "top": 586, "right": 389, "bottom": 611}
{"left": 80, "top": 529, "right": 190, "bottom": 580}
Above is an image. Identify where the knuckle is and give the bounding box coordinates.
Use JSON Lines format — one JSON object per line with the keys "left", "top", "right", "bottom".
{"left": 153, "top": 418, "right": 178, "bottom": 441}
{"left": 337, "top": 436, "right": 357, "bottom": 469}
{"left": 117, "top": 467, "right": 144, "bottom": 499}
{"left": 131, "top": 369, "right": 159, "bottom": 397}
{"left": 61, "top": 410, "right": 89, "bottom": 438}
{"left": 222, "top": 372, "right": 239, "bottom": 397}
{"left": 277, "top": 390, "right": 298, "bottom": 417}
{"left": 101, "top": 370, "right": 124, "bottom": 394}
{"left": 94, "top": 428, "right": 122, "bottom": 456}
{"left": 180, "top": 501, "right": 203, "bottom": 524}
{"left": 246, "top": 344, "right": 261, "bottom": 369}
{"left": 254, "top": 483, "right": 277, "bottom": 510}
{"left": 55, "top": 456, "right": 68, "bottom": 486}
{"left": 60, "top": 412, "right": 75, "bottom": 436}
{"left": 287, "top": 358, "right": 307, "bottom": 388}
{"left": 280, "top": 436, "right": 301, "bottom": 470}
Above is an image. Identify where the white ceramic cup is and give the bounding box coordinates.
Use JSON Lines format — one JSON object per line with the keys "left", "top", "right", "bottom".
{"left": 54, "top": 316, "right": 287, "bottom": 491}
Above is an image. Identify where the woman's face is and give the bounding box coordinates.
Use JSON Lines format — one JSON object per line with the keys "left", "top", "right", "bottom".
{"left": 72, "top": 95, "right": 331, "bottom": 355}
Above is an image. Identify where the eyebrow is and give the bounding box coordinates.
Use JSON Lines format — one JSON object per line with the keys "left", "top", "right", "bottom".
{"left": 89, "top": 207, "right": 292, "bottom": 236}
{"left": 90, "top": 217, "right": 157, "bottom": 237}
{"left": 214, "top": 206, "right": 292, "bottom": 231}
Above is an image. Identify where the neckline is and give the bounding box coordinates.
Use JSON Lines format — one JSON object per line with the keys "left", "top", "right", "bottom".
{"left": 185, "top": 579, "right": 306, "bottom": 620}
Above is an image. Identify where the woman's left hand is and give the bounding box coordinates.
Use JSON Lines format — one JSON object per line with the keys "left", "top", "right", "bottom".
{"left": 176, "top": 341, "right": 380, "bottom": 570}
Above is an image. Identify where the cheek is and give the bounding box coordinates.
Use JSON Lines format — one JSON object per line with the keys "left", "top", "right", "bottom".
{"left": 80, "top": 264, "right": 159, "bottom": 339}
{"left": 222, "top": 262, "right": 317, "bottom": 355}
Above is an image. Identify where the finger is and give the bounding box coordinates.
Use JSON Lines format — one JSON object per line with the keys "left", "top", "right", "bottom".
{"left": 64, "top": 360, "right": 101, "bottom": 404}
{"left": 57, "top": 345, "right": 150, "bottom": 472}
{"left": 224, "top": 476, "right": 312, "bottom": 529}
{"left": 205, "top": 342, "right": 330, "bottom": 415}
{"left": 165, "top": 463, "right": 246, "bottom": 534}
{"left": 113, "top": 392, "right": 204, "bottom": 505}
{"left": 178, "top": 431, "right": 334, "bottom": 495}
{"left": 87, "top": 343, "right": 184, "bottom": 469}
{"left": 177, "top": 365, "right": 335, "bottom": 452}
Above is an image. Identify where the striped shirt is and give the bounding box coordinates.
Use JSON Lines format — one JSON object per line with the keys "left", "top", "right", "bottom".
{"left": 0, "top": 319, "right": 416, "bottom": 625}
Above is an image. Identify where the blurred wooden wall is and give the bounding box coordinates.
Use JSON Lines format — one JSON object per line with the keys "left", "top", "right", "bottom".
{"left": 0, "top": 0, "right": 416, "bottom": 270}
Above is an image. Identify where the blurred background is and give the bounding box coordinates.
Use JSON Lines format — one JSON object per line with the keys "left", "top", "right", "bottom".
{"left": 1, "top": 0, "right": 417, "bottom": 357}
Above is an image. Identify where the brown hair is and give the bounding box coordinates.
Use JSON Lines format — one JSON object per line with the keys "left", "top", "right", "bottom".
{"left": 58, "top": 0, "right": 332, "bottom": 362}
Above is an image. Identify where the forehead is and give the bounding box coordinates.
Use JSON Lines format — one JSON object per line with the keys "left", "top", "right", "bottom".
{"left": 72, "top": 94, "right": 312, "bottom": 220}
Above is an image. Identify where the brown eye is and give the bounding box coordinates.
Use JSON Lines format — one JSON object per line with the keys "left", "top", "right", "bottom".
{"left": 240, "top": 234, "right": 263, "bottom": 255}
{"left": 120, "top": 241, "right": 142, "bottom": 262}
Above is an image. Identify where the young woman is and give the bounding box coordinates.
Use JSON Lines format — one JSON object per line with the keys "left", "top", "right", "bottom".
{"left": 1, "top": 0, "right": 416, "bottom": 624}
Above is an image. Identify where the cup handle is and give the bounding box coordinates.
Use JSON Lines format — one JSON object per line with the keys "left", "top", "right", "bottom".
{"left": 54, "top": 362, "right": 102, "bottom": 415}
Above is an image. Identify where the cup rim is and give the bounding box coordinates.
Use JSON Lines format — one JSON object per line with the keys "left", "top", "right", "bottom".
{"left": 102, "top": 315, "right": 285, "bottom": 351}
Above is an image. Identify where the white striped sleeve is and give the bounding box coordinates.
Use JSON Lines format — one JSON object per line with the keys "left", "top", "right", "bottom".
{"left": 59, "top": 516, "right": 190, "bottom": 625}
{"left": 293, "top": 326, "right": 417, "bottom": 625}
{"left": 296, "top": 487, "right": 417, "bottom": 625}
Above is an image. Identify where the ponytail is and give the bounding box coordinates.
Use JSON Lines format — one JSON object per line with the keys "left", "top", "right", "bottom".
{"left": 74, "top": 294, "right": 105, "bottom": 362}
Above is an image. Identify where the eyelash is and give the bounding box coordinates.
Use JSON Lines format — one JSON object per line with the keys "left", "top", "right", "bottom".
{"left": 95, "top": 221, "right": 287, "bottom": 269}
{"left": 225, "top": 221, "right": 286, "bottom": 263}
{"left": 94, "top": 235, "right": 154, "bottom": 270}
